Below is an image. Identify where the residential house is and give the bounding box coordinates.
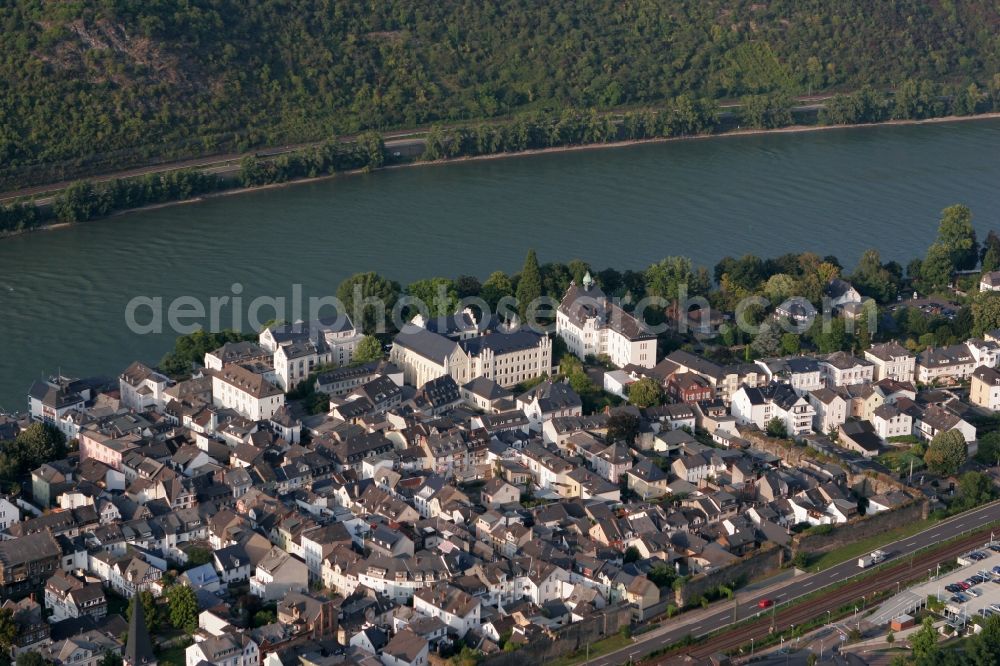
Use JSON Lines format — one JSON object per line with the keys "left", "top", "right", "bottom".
{"left": 185, "top": 632, "right": 259, "bottom": 666}
{"left": 211, "top": 364, "right": 285, "bottom": 421}
{"left": 807, "top": 388, "right": 848, "bottom": 435}
{"left": 819, "top": 352, "right": 874, "bottom": 388}
{"left": 732, "top": 383, "right": 815, "bottom": 437}
{"left": 864, "top": 342, "right": 916, "bottom": 383}
{"left": 413, "top": 583, "right": 481, "bottom": 639}
{"left": 249, "top": 547, "right": 308, "bottom": 601}
{"left": 516, "top": 381, "right": 583, "bottom": 431}
{"left": 381, "top": 629, "right": 429, "bottom": 666}
{"left": 971, "top": 365, "right": 1000, "bottom": 411}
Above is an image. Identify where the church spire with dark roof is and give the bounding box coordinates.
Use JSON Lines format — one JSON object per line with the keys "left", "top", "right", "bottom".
{"left": 124, "top": 593, "right": 157, "bottom": 666}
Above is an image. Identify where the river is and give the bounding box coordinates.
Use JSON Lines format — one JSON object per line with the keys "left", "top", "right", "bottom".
{"left": 3, "top": 118, "right": 1000, "bottom": 410}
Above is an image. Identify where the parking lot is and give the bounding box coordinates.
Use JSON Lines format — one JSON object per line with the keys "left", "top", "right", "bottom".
{"left": 869, "top": 540, "right": 1000, "bottom": 627}
{"left": 924, "top": 542, "right": 1000, "bottom": 625}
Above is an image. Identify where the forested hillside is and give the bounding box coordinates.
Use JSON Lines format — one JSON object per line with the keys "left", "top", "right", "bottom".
{"left": 1, "top": 0, "right": 999, "bottom": 187}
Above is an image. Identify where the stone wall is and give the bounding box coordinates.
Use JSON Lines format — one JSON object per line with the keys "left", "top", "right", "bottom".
{"left": 674, "top": 543, "right": 785, "bottom": 607}
{"left": 479, "top": 604, "right": 633, "bottom": 666}
{"left": 791, "top": 498, "right": 929, "bottom": 556}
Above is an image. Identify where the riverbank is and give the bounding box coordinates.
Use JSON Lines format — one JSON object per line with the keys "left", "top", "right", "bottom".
{"left": 3, "top": 110, "right": 1000, "bottom": 242}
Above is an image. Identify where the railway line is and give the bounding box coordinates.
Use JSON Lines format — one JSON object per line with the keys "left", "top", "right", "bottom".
{"left": 654, "top": 527, "right": 996, "bottom": 664}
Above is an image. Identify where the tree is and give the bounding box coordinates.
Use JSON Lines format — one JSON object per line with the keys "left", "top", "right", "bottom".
{"left": 606, "top": 411, "right": 641, "bottom": 445}
{"left": 127, "top": 590, "right": 159, "bottom": 633}
{"left": 648, "top": 562, "right": 677, "bottom": 588}
{"left": 910, "top": 616, "right": 938, "bottom": 661}
{"left": 406, "top": 277, "right": 459, "bottom": 318}
{"left": 810, "top": 317, "right": 849, "bottom": 354}
{"left": 886, "top": 631, "right": 895, "bottom": 647}
{"left": 763, "top": 273, "right": 799, "bottom": 304}
{"left": 623, "top": 546, "right": 641, "bottom": 563}
{"left": 921, "top": 243, "right": 954, "bottom": 291}
{"left": 253, "top": 609, "right": 277, "bottom": 627}
{"left": 936, "top": 204, "right": 979, "bottom": 271}
{"left": 951, "top": 471, "right": 995, "bottom": 512}
{"left": 851, "top": 249, "right": 899, "bottom": 303}
{"left": 981, "top": 231, "right": 1000, "bottom": 272}
{"left": 765, "top": 417, "right": 787, "bottom": 439}
{"left": 357, "top": 131, "right": 385, "bottom": 169}
{"left": 976, "top": 431, "right": 1000, "bottom": 466}
{"left": 16, "top": 654, "right": 50, "bottom": 666}
{"left": 353, "top": 335, "right": 384, "bottom": 363}
{"left": 481, "top": 271, "right": 514, "bottom": 311}
{"left": 645, "top": 256, "right": 711, "bottom": 303}
{"left": 923, "top": 429, "right": 967, "bottom": 476}
{"left": 99, "top": 653, "right": 123, "bottom": 666}
{"left": 750, "top": 323, "right": 782, "bottom": 358}
{"left": 515, "top": 249, "right": 543, "bottom": 322}
{"left": 627, "top": 378, "right": 663, "bottom": 408}
{"left": 0, "top": 608, "right": 18, "bottom": 652}
{"left": 336, "top": 272, "right": 401, "bottom": 334}
{"left": 160, "top": 329, "right": 252, "bottom": 378}
{"left": 967, "top": 614, "right": 1000, "bottom": 665}
{"left": 972, "top": 291, "right": 1000, "bottom": 337}
{"left": 16, "top": 422, "right": 67, "bottom": 469}
{"left": 454, "top": 275, "right": 482, "bottom": 298}
{"left": 781, "top": 332, "right": 801, "bottom": 355}
{"left": 168, "top": 583, "right": 199, "bottom": 632}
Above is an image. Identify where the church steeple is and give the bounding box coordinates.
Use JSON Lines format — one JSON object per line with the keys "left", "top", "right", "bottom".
{"left": 582, "top": 271, "right": 594, "bottom": 290}
{"left": 124, "top": 593, "right": 157, "bottom": 666}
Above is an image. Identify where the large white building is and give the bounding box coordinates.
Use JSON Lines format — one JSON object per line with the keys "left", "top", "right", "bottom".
{"left": 210, "top": 363, "right": 285, "bottom": 421}
{"left": 732, "top": 383, "right": 815, "bottom": 437}
{"left": 260, "top": 317, "right": 364, "bottom": 390}
{"left": 917, "top": 340, "right": 999, "bottom": 384}
{"left": 390, "top": 324, "right": 551, "bottom": 389}
{"left": 556, "top": 274, "right": 656, "bottom": 369}
{"left": 864, "top": 342, "right": 916, "bottom": 383}
{"left": 119, "top": 362, "right": 173, "bottom": 412}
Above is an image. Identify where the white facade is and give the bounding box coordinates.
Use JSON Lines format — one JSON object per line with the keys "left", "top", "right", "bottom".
{"left": 872, "top": 406, "right": 913, "bottom": 440}
{"left": 556, "top": 276, "right": 656, "bottom": 369}
{"left": 819, "top": 354, "right": 874, "bottom": 387}
{"left": 211, "top": 365, "right": 285, "bottom": 421}
{"left": 807, "top": 390, "right": 848, "bottom": 435}
{"left": 864, "top": 343, "right": 916, "bottom": 383}
{"left": 186, "top": 634, "right": 259, "bottom": 666}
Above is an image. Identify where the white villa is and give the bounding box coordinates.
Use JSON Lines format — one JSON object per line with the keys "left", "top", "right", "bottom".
{"left": 556, "top": 273, "right": 656, "bottom": 369}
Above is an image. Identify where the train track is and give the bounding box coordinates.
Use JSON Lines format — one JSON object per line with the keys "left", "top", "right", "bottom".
{"left": 652, "top": 527, "right": 994, "bottom": 664}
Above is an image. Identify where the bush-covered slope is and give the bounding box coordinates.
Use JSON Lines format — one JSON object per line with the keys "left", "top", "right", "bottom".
{"left": 1, "top": 0, "right": 998, "bottom": 186}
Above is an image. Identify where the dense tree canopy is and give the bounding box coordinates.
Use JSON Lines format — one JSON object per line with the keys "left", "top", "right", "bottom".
{"left": 923, "top": 429, "right": 967, "bottom": 476}
{"left": 2, "top": 1, "right": 999, "bottom": 188}
{"left": 336, "top": 272, "right": 402, "bottom": 334}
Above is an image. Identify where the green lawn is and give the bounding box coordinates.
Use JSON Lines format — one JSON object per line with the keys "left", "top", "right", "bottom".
{"left": 549, "top": 632, "right": 633, "bottom": 666}
{"left": 809, "top": 518, "right": 938, "bottom": 571}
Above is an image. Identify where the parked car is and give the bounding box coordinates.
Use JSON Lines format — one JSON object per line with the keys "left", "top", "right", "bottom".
{"left": 945, "top": 584, "right": 962, "bottom": 593}
{"left": 952, "top": 595, "right": 966, "bottom": 603}
{"left": 958, "top": 581, "right": 972, "bottom": 590}
{"left": 968, "top": 588, "right": 982, "bottom": 598}
{"left": 954, "top": 593, "right": 970, "bottom": 603}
